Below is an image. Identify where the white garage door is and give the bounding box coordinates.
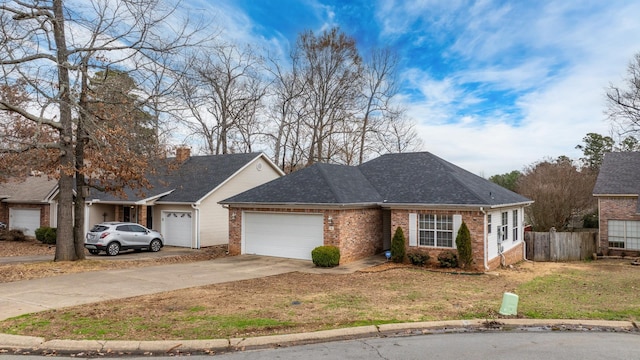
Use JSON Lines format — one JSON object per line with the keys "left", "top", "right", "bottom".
{"left": 9, "top": 208, "right": 41, "bottom": 237}
{"left": 244, "top": 212, "right": 324, "bottom": 260}
{"left": 163, "top": 211, "right": 193, "bottom": 247}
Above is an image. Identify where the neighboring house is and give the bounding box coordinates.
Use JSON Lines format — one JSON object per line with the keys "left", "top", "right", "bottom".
{"left": 593, "top": 152, "right": 640, "bottom": 256}
{"left": 221, "top": 152, "right": 533, "bottom": 270}
{"left": 85, "top": 149, "right": 283, "bottom": 248}
{"left": 0, "top": 174, "right": 58, "bottom": 237}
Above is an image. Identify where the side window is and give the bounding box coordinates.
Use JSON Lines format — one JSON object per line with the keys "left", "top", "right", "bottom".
{"left": 487, "top": 214, "right": 492, "bottom": 234}
{"left": 116, "top": 225, "right": 131, "bottom": 232}
{"left": 500, "top": 212, "right": 508, "bottom": 242}
{"left": 130, "top": 225, "right": 146, "bottom": 233}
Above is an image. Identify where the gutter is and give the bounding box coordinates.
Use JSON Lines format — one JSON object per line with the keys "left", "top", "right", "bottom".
{"left": 480, "top": 207, "right": 489, "bottom": 271}
{"left": 191, "top": 203, "right": 200, "bottom": 249}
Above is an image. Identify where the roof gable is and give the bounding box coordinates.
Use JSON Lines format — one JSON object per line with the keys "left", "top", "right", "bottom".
{"left": 89, "top": 153, "right": 269, "bottom": 203}
{"left": 223, "top": 152, "right": 531, "bottom": 207}
{"left": 593, "top": 152, "right": 640, "bottom": 196}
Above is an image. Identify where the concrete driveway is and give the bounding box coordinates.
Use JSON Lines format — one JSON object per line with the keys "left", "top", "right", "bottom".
{"left": 0, "top": 254, "right": 386, "bottom": 322}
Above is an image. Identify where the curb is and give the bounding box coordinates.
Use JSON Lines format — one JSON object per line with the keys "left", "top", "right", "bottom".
{"left": 1, "top": 320, "right": 638, "bottom": 356}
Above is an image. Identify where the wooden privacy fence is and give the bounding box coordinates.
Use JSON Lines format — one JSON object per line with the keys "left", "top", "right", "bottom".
{"left": 525, "top": 230, "right": 597, "bottom": 262}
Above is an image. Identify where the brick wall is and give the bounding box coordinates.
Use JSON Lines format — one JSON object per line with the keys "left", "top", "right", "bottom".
{"left": 390, "top": 209, "right": 486, "bottom": 271}
{"left": 598, "top": 196, "right": 640, "bottom": 256}
{"left": 227, "top": 207, "right": 383, "bottom": 264}
{"left": 2, "top": 204, "right": 51, "bottom": 228}
{"left": 487, "top": 242, "right": 523, "bottom": 270}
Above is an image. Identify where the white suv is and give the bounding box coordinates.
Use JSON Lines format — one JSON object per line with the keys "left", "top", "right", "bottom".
{"left": 85, "top": 222, "right": 164, "bottom": 256}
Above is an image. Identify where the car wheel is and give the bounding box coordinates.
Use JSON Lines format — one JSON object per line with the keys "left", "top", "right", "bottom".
{"left": 89, "top": 249, "right": 100, "bottom": 255}
{"left": 106, "top": 242, "right": 120, "bottom": 256}
{"left": 149, "top": 239, "right": 162, "bottom": 252}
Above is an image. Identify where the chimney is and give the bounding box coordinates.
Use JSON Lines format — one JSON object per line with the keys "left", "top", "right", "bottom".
{"left": 175, "top": 147, "right": 191, "bottom": 162}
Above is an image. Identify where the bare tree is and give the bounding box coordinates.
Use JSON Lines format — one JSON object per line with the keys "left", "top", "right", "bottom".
{"left": 180, "top": 45, "right": 266, "bottom": 155}
{"left": 0, "top": 0, "right": 204, "bottom": 261}
{"left": 357, "top": 48, "right": 401, "bottom": 164}
{"left": 295, "top": 28, "right": 363, "bottom": 165}
{"left": 516, "top": 157, "right": 597, "bottom": 231}
{"left": 607, "top": 52, "right": 640, "bottom": 135}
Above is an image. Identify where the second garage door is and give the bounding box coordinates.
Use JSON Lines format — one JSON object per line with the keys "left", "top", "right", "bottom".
{"left": 163, "top": 211, "right": 193, "bottom": 247}
{"left": 244, "top": 212, "right": 324, "bottom": 260}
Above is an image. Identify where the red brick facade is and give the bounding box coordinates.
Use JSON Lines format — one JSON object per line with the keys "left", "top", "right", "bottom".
{"left": 391, "top": 208, "right": 503, "bottom": 271}
{"left": 228, "top": 207, "right": 383, "bottom": 264}
{"left": 0, "top": 203, "right": 51, "bottom": 230}
{"left": 597, "top": 196, "right": 640, "bottom": 256}
{"left": 229, "top": 206, "right": 523, "bottom": 270}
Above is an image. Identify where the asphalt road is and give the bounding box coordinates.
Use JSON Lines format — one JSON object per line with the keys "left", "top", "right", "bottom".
{"left": 2, "top": 331, "right": 639, "bottom": 359}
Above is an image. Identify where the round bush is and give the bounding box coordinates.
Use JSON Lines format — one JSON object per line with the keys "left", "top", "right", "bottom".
{"left": 311, "top": 245, "right": 340, "bottom": 267}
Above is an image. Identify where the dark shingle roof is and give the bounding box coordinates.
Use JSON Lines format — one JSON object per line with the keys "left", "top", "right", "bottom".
{"left": 593, "top": 152, "right": 640, "bottom": 196}
{"left": 89, "top": 153, "right": 263, "bottom": 203}
{"left": 223, "top": 152, "right": 531, "bottom": 207}
{"left": 0, "top": 175, "right": 58, "bottom": 203}
{"left": 222, "top": 163, "right": 381, "bottom": 204}
{"left": 359, "top": 152, "right": 531, "bottom": 206}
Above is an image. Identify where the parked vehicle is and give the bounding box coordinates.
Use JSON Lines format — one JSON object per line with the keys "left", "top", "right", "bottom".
{"left": 85, "top": 222, "right": 163, "bottom": 256}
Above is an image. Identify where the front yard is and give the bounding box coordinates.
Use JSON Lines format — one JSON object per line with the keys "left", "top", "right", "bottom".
{"left": 1, "top": 246, "right": 639, "bottom": 341}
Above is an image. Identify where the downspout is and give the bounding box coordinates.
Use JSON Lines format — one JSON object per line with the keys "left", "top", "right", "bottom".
{"left": 191, "top": 203, "right": 200, "bottom": 249}
{"left": 85, "top": 201, "right": 93, "bottom": 238}
{"left": 480, "top": 207, "right": 489, "bottom": 271}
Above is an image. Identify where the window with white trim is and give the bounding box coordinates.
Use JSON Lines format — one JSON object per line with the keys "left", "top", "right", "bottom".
{"left": 487, "top": 214, "right": 492, "bottom": 234}
{"left": 608, "top": 220, "right": 640, "bottom": 250}
{"left": 512, "top": 210, "right": 519, "bottom": 241}
{"left": 418, "top": 214, "right": 453, "bottom": 248}
{"left": 500, "top": 211, "right": 508, "bottom": 242}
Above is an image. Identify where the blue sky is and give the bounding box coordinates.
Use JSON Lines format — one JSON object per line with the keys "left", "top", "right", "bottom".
{"left": 184, "top": 0, "right": 640, "bottom": 176}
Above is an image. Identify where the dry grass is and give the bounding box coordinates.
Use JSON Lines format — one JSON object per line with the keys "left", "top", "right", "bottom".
{"left": 2, "top": 257, "right": 639, "bottom": 341}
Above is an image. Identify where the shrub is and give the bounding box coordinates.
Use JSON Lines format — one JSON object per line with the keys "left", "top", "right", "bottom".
{"left": 437, "top": 250, "right": 458, "bottom": 268}
{"left": 311, "top": 245, "right": 340, "bottom": 267}
{"left": 582, "top": 212, "right": 599, "bottom": 228}
{"left": 35, "top": 227, "right": 57, "bottom": 245}
{"left": 391, "top": 226, "right": 406, "bottom": 263}
{"left": 455, "top": 221, "right": 473, "bottom": 269}
{"left": 407, "top": 251, "right": 430, "bottom": 266}
{"left": 0, "top": 229, "right": 26, "bottom": 242}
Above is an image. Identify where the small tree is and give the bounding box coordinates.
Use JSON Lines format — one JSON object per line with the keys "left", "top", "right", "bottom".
{"left": 391, "top": 226, "right": 406, "bottom": 263}
{"left": 455, "top": 222, "right": 473, "bottom": 269}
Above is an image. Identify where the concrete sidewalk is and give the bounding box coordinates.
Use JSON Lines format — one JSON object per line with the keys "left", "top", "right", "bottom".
{"left": 0, "top": 254, "right": 387, "bottom": 321}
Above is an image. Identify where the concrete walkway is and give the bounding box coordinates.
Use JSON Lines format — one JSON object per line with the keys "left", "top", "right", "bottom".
{"left": 0, "top": 254, "right": 387, "bottom": 321}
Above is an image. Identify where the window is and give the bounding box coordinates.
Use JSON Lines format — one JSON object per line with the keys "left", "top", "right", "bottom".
{"left": 500, "top": 212, "right": 508, "bottom": 242}
{"left": 418, "top": 214, "right": 453, "bottom": 248}
{"left": 512, "top": 210, "right": 519, "bottom": 242}
{"left": 487, "top": 214, "right": 492, "bottom": 234}
{"left": 608, "top": 220, "right": 640, "bottom": 250}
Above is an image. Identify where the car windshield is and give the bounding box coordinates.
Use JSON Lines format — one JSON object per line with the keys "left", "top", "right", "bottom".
{"left": 90, "top": 225, "right": 109, "bottom": 232}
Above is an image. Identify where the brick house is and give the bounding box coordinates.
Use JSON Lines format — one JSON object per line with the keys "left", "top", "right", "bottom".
{"left": 221, "top": 152, "right": 533, "bottom": 271}
{"left": 593, "top": 152, "right": 640, "bottom": 256}
{"left": 85, "top": 150, "right": 283, "bottom": 249}
{"left": 0, "top": 174, "right": 58, "bottom": 237}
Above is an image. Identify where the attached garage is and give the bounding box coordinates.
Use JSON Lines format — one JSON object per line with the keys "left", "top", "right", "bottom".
{"left": 9, "top": 208, "right": 41, "bottom": 237}
{"left": 162, "top": 211, "right": 193, "bottom": 247}
{"left": 243, "top": 212, "right": 324, "bottom": 260}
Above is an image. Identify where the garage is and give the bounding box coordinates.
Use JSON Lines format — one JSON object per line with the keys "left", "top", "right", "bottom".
{"left": 162, "top": 211, "right": 193, "bottom": 247}
{"left": 243, "top": 212, "right": 324, "bottom": 260}
{"left": 9, "top": 208, "right": 41, "bottom": 237}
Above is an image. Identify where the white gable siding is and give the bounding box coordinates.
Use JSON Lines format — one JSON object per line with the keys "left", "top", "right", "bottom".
{"left": 486, "top": 206, "right": 525, "bottom": 262}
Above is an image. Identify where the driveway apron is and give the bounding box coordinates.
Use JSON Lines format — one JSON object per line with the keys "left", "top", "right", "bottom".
{"left": 0, "top": 255, "right": 326, "bottom": 322}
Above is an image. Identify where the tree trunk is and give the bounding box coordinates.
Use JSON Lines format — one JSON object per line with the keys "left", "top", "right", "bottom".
{"left": 52, "top": 0, "right": 78, "bottom": 261}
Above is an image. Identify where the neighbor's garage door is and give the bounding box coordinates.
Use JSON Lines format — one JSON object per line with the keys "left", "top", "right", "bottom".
{"left": 163, "top": 211, "right": 193, "bottom": 247}
{"left": 9, "top": 208, "right": 41, "bottom": 237}
{"left": 244, "top": 212, "right": 324, "bottom": 260}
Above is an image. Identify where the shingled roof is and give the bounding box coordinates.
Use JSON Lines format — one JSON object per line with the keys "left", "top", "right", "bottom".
{"left": 0, "top": 175, "right": 58, "bottom": 203}
{"left": 222, "top": 152, "right": 531, "bottom": 207}
{"left": 593, "top": 152, "right": 640, "bottom": 196}
{"left": 89, "top": 153, "right": 267, "bottom": 203}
